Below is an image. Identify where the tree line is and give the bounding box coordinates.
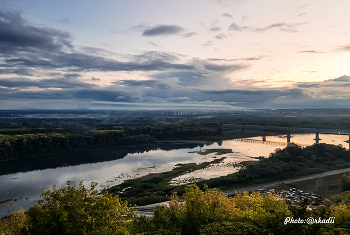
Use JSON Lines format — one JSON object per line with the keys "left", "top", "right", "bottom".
{"left": 0, "top": 122, "right": 220, "bottom": 160}
{"left": 0, "top": 131, "right": 155, "bottom": 160}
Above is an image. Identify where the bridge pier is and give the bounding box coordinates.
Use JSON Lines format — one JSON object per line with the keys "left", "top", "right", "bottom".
{"left": 262, "top": 131, "right": 266, "bottom": 141}
{"left": 286, "top": 133, "right": 292, "bottom": 144}
{"left": 313, "top": 133, "right": 322, "bottom": 144}
{"left": 345, "top": 135, "right": 350, "bottom": 149}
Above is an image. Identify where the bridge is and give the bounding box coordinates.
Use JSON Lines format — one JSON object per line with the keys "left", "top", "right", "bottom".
{"left": 223, "top": 124, "right": 350, "bottom": 148}
{"left": 222, "top": 124, "right": 350, "bottom": 135}
{"left": 233, "top": 138, "right": 309, "bottom": 147}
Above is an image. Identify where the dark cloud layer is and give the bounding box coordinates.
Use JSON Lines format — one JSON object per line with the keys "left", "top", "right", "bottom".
{"left": 3, "top": 51, "right": 195, "bottom": 72}
{"left": 0, "top": 10, "right": 198, "bottom": 74}
{"left": 0, "top": 77, "right": 94, "bottom": 89}
{"left": 142, "top": 25, "right": 185, "bottom": 36}
{"left": 0, "top": 10, "right": 72, "bottom": 54}
{"left": 297, "top": 84, "right": 318, "bottom": 88}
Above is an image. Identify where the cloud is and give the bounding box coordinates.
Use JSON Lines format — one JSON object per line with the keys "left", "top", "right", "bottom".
{"left": 0, "top": 67, "right": 34, "bottom": 76}
{"left": 324, "top": 75, "right": 350, "bottom": 83}
{"left": 153, "top": 71, "right": 205, "bottom": 86}
{"left": 336, "top": 45, "right": 350, "bottom": 52}
{"left": 79, "top": 46, "right": 123, "bottom": 57}
{"left": 215, "top": 33, "right": 227, "bottom": 40}
{"left": 222, "top": 13, "right": 233, "bottom": 18}
{"left": 208, "top": 55, "right": 264, "bottom": 61}
{"left": 214, "top": 0, "right": 241, "bottom": 5}
{"left": 114, "top": 79, "right": 171, "bottom": 90}
{"left": 201, "top": 21, "right": 222, "bottom": 32}
{"left": 228, "top": 23, "right": 243, "bottom": 31}
{"left": 142, "top": 25, "right": 185, "bottom": 36}
{"left": 210, "top": 26, "right": 222, "bottom": 32}
{"left": 229, "top": 22, "right": 307, "bottom": 33}
{"left": 0, "top": 76, "right": 94, "bottom": 89}
{"left": 294, "top": 76, "right": 350, "bottom": 102}
{"left": 109, "top": 24, "right": 148, "bottom": 34}
{"left": 199, "top": 88, "right": 307, "bottom": 107}
{"left": 132, "top": 51, "right": 183, "bottom": 63}
{"left": 297, "top": 50, "right": 324, "bottom": 53}
{"left": 298, "top": 12, "right": 307, "bottom": 17}
{"left": 202, "top": 41, "right": 212, "bottom": 47}
{"left": 252, "top": 22, "right": 307, "bottom": 33}
{"left": 0, "top": 10, "right": 72, "bottom": 54}
{"left": 298, "top": 4, "right": 309, "bottom": 9}
{"left": 182, "top": 32, "right": 196, "bottom": 37}
{"left": 302, "top": 71, "right": 317, "bottom": 73}
{"left": 148, "top": 41, "right": 162, "bottom": 47}
{"left": 297, "top": 84, "right": 318, "bottom": 88}
{"left": 203, "top": 63, "right": 244, "bottom": 72}
{"left": 57, "top": 18, "right": 70, "bottom": 24}
{"left": 92, "top": 77, "right": 100, "bottom": 81}
{"left": 3, "top": 51, "right": 195, "bottom": 72}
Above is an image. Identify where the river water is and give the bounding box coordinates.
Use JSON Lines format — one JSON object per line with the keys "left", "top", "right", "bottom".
{"left": 0, "top": 133, "right": 349, "bottom": 217}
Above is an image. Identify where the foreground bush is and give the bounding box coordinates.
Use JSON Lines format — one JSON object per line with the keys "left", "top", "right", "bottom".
{"left": 2, "top": 184, "right": 350, "bottom": 234}
{"left": 1, "top": 181, "right": 136, "bottom": 235}
{"left": 133, "top": 185, "right": 350, "bottom": 235}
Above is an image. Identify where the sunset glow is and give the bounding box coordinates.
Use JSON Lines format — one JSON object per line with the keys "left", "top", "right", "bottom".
{"left": 1, "top": 0, "right": 350, "bottom": 109}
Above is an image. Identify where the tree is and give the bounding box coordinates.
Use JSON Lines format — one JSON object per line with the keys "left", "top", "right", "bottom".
{"left": 0, "top": 210, "right": 27, "bottom": 235}
{"left": 26, "top": 181, "right": 136, "bottom": 235}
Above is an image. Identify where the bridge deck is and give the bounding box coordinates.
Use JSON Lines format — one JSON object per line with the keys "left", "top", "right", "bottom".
{"left": 222, "top": 124, "right": 350, "bottom": 135}
{"left": 233, "top": 138, "right": 308, "bottom": 147}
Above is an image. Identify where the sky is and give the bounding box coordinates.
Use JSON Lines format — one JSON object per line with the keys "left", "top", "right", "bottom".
{"left": 1, "top": 0, "right": 350, "bottom": 110}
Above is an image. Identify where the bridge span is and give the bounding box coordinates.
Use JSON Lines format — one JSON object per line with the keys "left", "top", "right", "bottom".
{"left": 222, "top": 124, "right": 350, "bottom": 135}
{"left": 233, "top": 138, "right": 308, "bottom": 147}
{"left": 223, "top": 124, "right": 350, "bottom": 148}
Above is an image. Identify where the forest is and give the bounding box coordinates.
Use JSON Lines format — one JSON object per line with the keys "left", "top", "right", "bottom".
{"left": 0, "top": 122, "right": 220, "bottom": 161}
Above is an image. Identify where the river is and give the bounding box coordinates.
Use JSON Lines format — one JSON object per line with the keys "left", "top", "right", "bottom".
{"left": 0, "top": 133, "right": 349, "bottom": 217}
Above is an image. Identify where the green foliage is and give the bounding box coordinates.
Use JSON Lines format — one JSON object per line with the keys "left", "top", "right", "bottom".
{"left": 133, "top": 184, "right": 350, "bottom": 235}
{"left": 342, "top": 173, "right": 350, "bottom": 191}
{"left": 3, "top": 184, "right": 350, "bottom": 234}
{"left": 0, "top": 210, "right": 27, "bottom": 235}
{"left": 0, "top": 131, "right": 155, "bottom": 160}
{"left": 25, "top": 181, "right": 136, "bottom": 235}
{"left": 0, "top": 121, "right": 218, "bottom": 160}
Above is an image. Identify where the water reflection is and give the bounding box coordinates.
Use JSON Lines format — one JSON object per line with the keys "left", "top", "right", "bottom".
{"left": 1, "top": 133, "right": 349, "bottom": 217}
